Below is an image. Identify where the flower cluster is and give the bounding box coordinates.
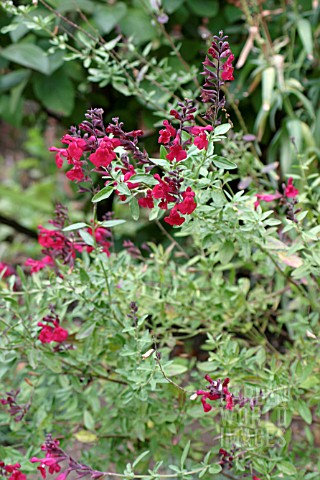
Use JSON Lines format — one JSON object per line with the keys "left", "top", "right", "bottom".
{"left": 30, "top": 434, "right": 104, "bottom": 480}
{"left": 0, "top": 389, "right": 30, "bottom": 422}
{"left": 30, "top": 436, "right": 66, "bottom": 479}
{"left": 25, "top": 205, "right": 112, "bottom": 273}
{"left": 201, "top": 31, "right": 235, "bottom": 122}
{"left": 37, "top": 311, "right": 68, "bottom": 344}
{"left": 0, "top": 463, "right": 26, "bottom": 480}
{"left": 195, "top": 375, "right": 260, "bottom": 412}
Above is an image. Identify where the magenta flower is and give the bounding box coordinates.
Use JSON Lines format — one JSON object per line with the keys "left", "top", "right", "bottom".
{"left": 37, "top": 314, "right": 68, "bottom": 344}
{"left": 221, "top": 53, "right": 235, "bottom": 81}
{"left": 25, "top": 256, "right": 54, "bottom": 273}
{"left": 166, "top": 143, "right": 187, "bottom": 162}
{"left": 158, "top": 120, "right": 176, "bottom": 144}
{"left": 254, "top": 192, "right": 282, "bottom": 209}
{"left": 89, "top": 136, "right": 121, "bottom": 168}
{"left": 285, "top": 177, "right": 299, "bottom": 198}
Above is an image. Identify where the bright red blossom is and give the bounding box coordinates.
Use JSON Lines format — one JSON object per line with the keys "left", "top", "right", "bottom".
{"left": 89, "top": 136, "right": 121, "bottom": 168}
{"left": 164, "top": 207, "right": 185, "bottom": 226}
{"left": 166, "top": 138, "right": 187, "bottom": 162}
{"left": 25, "top": 256, "right": 54, "bottom": 273}
{"left": 37, "top": 318, "right": 68, "bottom": 344}
{"left": 285, "top": 177, "right": 299, "bottom": 198}
{"left": 221, "top": 53, "right": 234, "bottom": 81}
{"left": 0, "top": 463, "right": 26, "bottom": 480}
{"left": 138, "top": 190, "right": 154, "bottom": 208}
{"left": 254, "top": 192, "right": 282, "bottom": 209}
{"left": 176, "top": 187, "right": 197, "bottom": 215}
{"left": 158, "top": 120, "right": 176, "bottom": 144}
{"left": 191, "top": 125, "right": 213, "bottom": 151}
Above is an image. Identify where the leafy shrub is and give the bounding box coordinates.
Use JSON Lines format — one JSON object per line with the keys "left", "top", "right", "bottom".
{"left": 1, "top": 29, "right": 320, "bottom": 480}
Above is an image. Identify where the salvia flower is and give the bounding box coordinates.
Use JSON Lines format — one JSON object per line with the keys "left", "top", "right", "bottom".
{"left": 196, "top": 375, "right": 260, "bottom": 412}
{"left": 30, "top": 435, "right": 66, "bottom": 479}
{"left": 254, "top": 177, "right": 299, "bottom": 222}
{"left": 0, "top": 462, "right": 26, "bottom": 480}
{"left": 37, "top": 312, "right": 68, "bottom": 344}
{"left": 200, "top": 31, "right": 235, "bottom": 123}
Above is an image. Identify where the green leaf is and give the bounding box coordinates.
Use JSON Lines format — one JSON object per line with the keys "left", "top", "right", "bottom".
{"left": 76, "top": 323, "right": 96, "bottom": 340}
{"left": 160, "top": 145, "right": 168, "bottom": 159}
{"left": 0, "top": 69, "right": 30, "bottom": 93}
{"left": 208, "top": 464, "right": 222, "bottom": 474}
{"left": 297, "top": 18, "right": 314, "bottom": 58}
{"left": 83, "top": 410, "right": 95, "bottom": 430}
{"left": 93, "top": 3, "right": 127, "bottom": 35}
{"left": 27, "top": 349, "right": 40, "bottom": 369}
{"left": 212, "top": 156, "right": 237, "bottom": 170}
{"left": 219, "top": 240, "right": 234, "bottom": 264}
{"left": 63, "top": 222, "right": 89, "bottom": 232}
{"left": 132, "top": 451, "right": 150, "bottom": 468}
{"left": 186, "top": 0, "right": 219, "bottom": 17}
{"left": 296, "top": 400, "right": 312, "bottom": 425}
{"left": 119, "top": 9, "right": 157, "bottom": 44}
{"left": 79, "top": 229, "right": 95, "bottom": 247}
{"left": 180, "top": 440, "right": 190, "bottom": 469}
{"left": 98, "top": 219, "right": 126, "bottom": 228}
{"left": 165, "top": 363, "right": 188, "bottom": 376}
{"left": 0, "top": 44, "right": 50, "bottom": 74}
{"left": 278, "top": 461, "right": 297, "bottom": 476}
{"left": 130, "top": 197, "right": 140, "bottom": 221}
{"left": 92, "top": 185, "right": 114, "bottom": 203}
{"left": 262, "top": 67, "right": 276, "bottom": 112}
{"left": 162, "top": 0, "right": 184, "bottom": 13}
{"left": 214, "top": 124, "right": 231, "bottom": 135}
{"left": 32, "top": 68, "right": 75, "bottom": 116}
{"left": 129, "top": 174, "right": 158, "bottom": 186}
{"left": 117, "top": 183, "right": 131, "bottom": 196}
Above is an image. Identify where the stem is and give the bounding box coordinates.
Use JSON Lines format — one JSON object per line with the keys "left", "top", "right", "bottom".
{"left": 155, "top": 220, "right": 190, "bottom": 258}
{"left": 153, "top": 341, "right": 189, "bottom": 394}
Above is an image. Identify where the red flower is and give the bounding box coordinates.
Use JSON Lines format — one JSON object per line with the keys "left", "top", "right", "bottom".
{"left": 191, "top": 126, "right": 214, "bottom": 135}
{"left": 285, "top": 177, "right": 299, "bottom": 198}
{"left": 252, "top": 476, "right": 261, "bottom": 480}
{"left": 30, "top": 456, "right": 62, "bottom": 478}
{"left": 38, "top": 227, "right": 65, "bottom": 250}
{"left": 89, "top": 137, "right": 121, "bottom": 168}
{"left": 123, "top": 164, "right": 139, "bottom": 189}
{"left": 164, "top": 207, "right": 185, "bottom": 226}
{"left": 37, "top": 318, "right": 68, "bottom": 344}
{"left": 1, "top": 464, "right": 27, "bottom": 480}
{"left": 176, "top": 187, "right": 197, "bottom": 215}
{"left": 166, "top": 143, "right": 187, "bottom": 162}
{"left": 221, "top": 54, "right": 234, "bottom": 81}
{"left": 158, "top": 120, "right": 176, "bottom": 144}
{"left": 138, "top": 190, "right": 154, "bottom": 208}
{"left": 254, "top": 192, "right": 282, "bottom": 209}
{"left": 50, "top": 136, "right": 87, "bottom": 169}
{"left": 25, "top": 256, "right": 54, "bottom": 273}
{"left": 196, "top": 376, "right": 234, "bottom": 412}
{"left": 65, "top": 164, "right": 85, "bottom": 182}
{"left": 151, "top": 174, "right": 176, "bottom": 209}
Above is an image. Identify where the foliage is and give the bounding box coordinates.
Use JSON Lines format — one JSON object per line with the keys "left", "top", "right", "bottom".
{"left": 0, "top": 2, "right": 320, "bottom": 479}
{"left": 1, "top": 27, "right": 320, "bottom": 479}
